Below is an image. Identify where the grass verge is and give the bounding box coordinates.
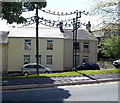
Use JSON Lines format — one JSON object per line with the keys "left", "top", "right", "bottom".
{"left": 2, "top": 69, "right": 120, "bottom": 80}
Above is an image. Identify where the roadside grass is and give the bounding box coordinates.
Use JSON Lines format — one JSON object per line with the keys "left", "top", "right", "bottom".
{"left": 2, "top": 68, "right": 120, "bottom": 80}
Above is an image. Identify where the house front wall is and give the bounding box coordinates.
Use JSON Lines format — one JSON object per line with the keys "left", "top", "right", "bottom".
{"left": 80, "top": 40, "right": 97, "bottom": 63}
{"left": 8, "top": 37, "right": 64, "bottom": 72}
{"left": 63, "top": 39, "right": 73, "bottom": 70}
{"left": 0, "top": 44, "right": 8, "bottom": 73}
{"left": 64, "top": 39, "right": 97, "bottom": 70}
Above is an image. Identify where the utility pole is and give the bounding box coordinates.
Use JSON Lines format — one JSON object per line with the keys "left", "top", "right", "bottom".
{"left": 73, "top": 11, "right": 81, "bottom": 68}
{"left": 73, "top": 18, "right": 75, "bottom": 68}
{"left": 35, "top": 5, "right": 39, "bottom": 76}
{"left": 74, "top": 11, "right": 78, "bottom": 68}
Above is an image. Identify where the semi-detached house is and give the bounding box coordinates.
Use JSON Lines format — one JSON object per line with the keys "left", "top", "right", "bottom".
{"left": 0, "top": 27, "right": 98, "bottom": 73}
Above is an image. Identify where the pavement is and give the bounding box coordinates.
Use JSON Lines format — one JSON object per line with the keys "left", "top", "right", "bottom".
{"left": 2, "top": 73, "right": 120, "bottom": 91}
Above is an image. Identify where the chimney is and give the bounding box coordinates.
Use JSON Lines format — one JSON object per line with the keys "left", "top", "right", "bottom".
{"left": 59, "top": 22, "right": 64, "bottom": 33}
{"left": 86, "top": 21, "right": 92, "bottom": 33}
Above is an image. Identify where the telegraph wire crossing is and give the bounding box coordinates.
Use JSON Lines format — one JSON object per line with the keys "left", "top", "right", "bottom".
{"left": 22, "top": 9, "right": 89, "bottom": 28}
{"left": 23, "top": 16, "right": 86, "bottom": 28}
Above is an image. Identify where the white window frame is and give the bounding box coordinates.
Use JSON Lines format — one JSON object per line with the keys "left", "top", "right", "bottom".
{"left": 23, "top": 54, "right": 31, "bottom": 65}
{"left": 83, "top": 42, "right": 89, "bottom": 53}
{"left": 24, "top": 39, "right": 32, "bottom": 50}
{"left": 46, "top": 40, "right": 54, "bottom": 51}
{"left": 45, "top": 54, "right": 53, "bottom": 66}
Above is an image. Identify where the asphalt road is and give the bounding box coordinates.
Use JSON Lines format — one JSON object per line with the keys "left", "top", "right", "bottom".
{"left": 2, "top": 82, "right": 119, "bottom": 102}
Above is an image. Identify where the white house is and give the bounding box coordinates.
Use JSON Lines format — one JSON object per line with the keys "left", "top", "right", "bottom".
{"left": 1, "top": 27, "right": 98, "bottom": 73}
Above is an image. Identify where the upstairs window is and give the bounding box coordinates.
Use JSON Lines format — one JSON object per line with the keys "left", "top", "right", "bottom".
{"left": 47, "top": 40, "right": 53, "bottom": 50}
{"left": 24, "top": 40, "right": 31, "bottom": 50}
{"left": 83, "top": 42, "right": 89, "bottom": 53}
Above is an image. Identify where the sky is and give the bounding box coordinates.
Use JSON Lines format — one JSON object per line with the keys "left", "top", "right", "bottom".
{"left": 45, "top": 0, "right": 93, "bottom": 10}
{"left": 0, "top": 0, "right": 100, "bottom": 31}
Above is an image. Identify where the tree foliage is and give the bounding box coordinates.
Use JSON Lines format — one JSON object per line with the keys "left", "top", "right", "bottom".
{"left": 98, "top": 34, "right": 120, "bottom": 59}
{"left": 1, "top": 1, "right": 47, "bottom": 24}
{"left": 90, "top": 0, "right": 119, "bottom": 29}
{"left": 90, "top": 0, "right": 120, "bottom": 59}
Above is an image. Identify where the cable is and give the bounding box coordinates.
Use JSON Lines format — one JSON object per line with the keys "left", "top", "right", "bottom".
{"left": 40, "top": 9, "right": 76, "bottom": 16}
{"left": 22, "top": 9, "right": 88, "bottom": 28}
{"left": 40, "top": 9, "right": 89, "bottom": 16}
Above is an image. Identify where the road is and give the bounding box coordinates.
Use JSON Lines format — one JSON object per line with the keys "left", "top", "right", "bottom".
{"left": 2, "top": 82, "right": 119, "bottom": 102}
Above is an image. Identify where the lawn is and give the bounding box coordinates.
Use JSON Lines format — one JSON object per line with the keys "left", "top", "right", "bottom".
{"left": 2, "top": 68, "right": 120, "bottom": 79}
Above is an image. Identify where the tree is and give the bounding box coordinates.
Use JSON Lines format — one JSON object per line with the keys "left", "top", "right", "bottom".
{"left": 90, "top": 0, "right": 120, "bottom": 59}
{"left": 90, "top": 0, "right": 119, "bottom": 30}
{"left": 1, "top": 1, "right": 47, "bottom": 24}
{"left": 98, "top": 34, "right": 120, "bottom": 59}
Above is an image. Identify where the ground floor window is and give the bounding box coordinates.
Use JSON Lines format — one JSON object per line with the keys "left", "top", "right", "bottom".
{"left": 46, "top": 55, "right": 53, "bottom": 65}
{"left": 83, "top": 56, "right": 89, "bottom": 63}
{"left": 24, "top": 55, "right": 30, "bottom": 65}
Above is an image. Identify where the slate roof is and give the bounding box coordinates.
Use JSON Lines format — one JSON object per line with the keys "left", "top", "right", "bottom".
{"left": 8, "top": 27, "right": 97, "bottom": 41}
{"left": 8, "top": 27, "right": 64, "bottom": 38}
{"left": 64, "top": 29, "right": 97, "bottom": 41}
{"left": 0, "top": 31, "right": 9, "bottom": 44}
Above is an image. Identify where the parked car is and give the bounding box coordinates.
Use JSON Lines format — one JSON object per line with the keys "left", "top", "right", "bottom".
{"left": 22, "top": 63, "right": 52, "bottom": 76}
{"left": 113, "top": 59, "right": 120, "bottom": 68}
{"left": 73, "top": 62, "right": 100, "bottom": 70}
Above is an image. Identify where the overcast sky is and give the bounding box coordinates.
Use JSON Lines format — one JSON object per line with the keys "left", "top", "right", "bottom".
{"left": 0, "top": 0, "right": 100, "bottom": 31}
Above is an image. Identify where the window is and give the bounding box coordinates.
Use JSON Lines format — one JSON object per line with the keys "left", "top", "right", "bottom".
{"left": 24, "top": 55, "right": 30, "bottom": 64}
{"left": 83, "top": 56, "right": 89, "bottom": 63}
{"left": 25, "top": 65, "right": 34, "bottom": 68}
{"left": 47, "top": 40, "right": 53, "bottom": 50}
{"left": 24, "top": 40, "right": 31, "bottom": 50}
{"left": 89, "top": 62, "right": 95, "bottom": 66}
{"left": 33, "top": 64, "right": 42, "bottom": 68}
{"left": 46, "top": 55, "right": 53, "bottom": 65}
{"left": 83, "top": 42, "right": 89, "bottom": 53}
{"left": 24, "top": 65, "right": 30, "bottom": 68}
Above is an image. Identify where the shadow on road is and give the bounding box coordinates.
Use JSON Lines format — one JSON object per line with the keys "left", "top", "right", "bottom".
{"left": 3, "top": 77, "right": 55, "bottom": 86}
{"left": 2, "top": 77, "right": 71, "bottom": 103}
{"left": 73, "top": 70, "right": 98, "bottom": 81}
